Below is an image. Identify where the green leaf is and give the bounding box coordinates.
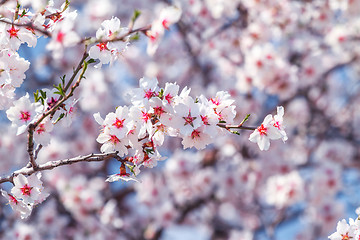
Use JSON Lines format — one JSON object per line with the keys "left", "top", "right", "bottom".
{"left": 240, "top": 114, "right": 251, "bottom": 125}
{"left": 129, "top": 33, "right": 140, "bottom": 41}
{"left": 219, "top": 120, "right": 226, "bottom": 123}
{"left": 34, "top": 90, "right": 40, "bottom": 102}
{"left": 158, "top": 88, "right": 164, "bottom": 98}
{"left": 53, "top": 83, "right": 65, "bottom": 97}
{"left": 60, "top": 75, "right": 66, "bottom": 86}
{"left": 53, "top": 113, "right": 65, "bottom": 124}
{"left": 131, "top": 9, "right": 141, "bottom": 23}
{"left": 231, "top": 131, "right": 240, "bottom": 135}
{"left": 145, "top": 148, "right": 154, "bottom": 155}
{"left": 63, "top": 0, "right": 70, "bottom": 12}
{"left": 20, "top": 9, "right": 27, "bottom": 17}
{"left": 87, "top": 58, "right": 96, "bottom": 64}
{"left": 39, "top": 90, "right": 47, "bottom": 99}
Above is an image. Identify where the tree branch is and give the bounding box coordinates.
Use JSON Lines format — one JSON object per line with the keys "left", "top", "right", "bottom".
{"left": 0, "top": 152, "right": 120, "bottom": 184}
{"left": 26, "top": 51, "right": 89, "bottom": 170}
{"left": 217, "top": 123, "right": 256, "bottom": 131}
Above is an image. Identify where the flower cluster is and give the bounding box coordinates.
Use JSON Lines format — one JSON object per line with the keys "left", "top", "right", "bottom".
{"left": 95, "top": 77, "right": 287, "bottom": 181}
{"left": 88, "top": 17, "right": 130, "bottom": 68}
{"left": 0, "top": 1, "right": 82, "bottom": 138}
{"left": 1, "top": 173, "right": 48, "bottom": 219}
{"left": 94, "top": 77, "right": 238, "bottom": 180}
{"left": 6, "top": 88, "right": 78, "bottom": 144}
{"left": 146, "top": 6, "right": 182, "bottom": 55}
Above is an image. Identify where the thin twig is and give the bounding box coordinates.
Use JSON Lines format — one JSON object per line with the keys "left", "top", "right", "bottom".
{"left": 0, "top": 152, "right": 120, "bottom": 184}
{"left": 27, "top": 52, "right": 89, "bottom": 170}
{"left": 82, "top": 25, "right": 151, "bottom": 45}
{"left": 217, "top": 123, "right": 256, "bottom": 131}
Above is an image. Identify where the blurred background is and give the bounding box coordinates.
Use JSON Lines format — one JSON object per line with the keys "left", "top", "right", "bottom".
{"left": 1, "top": 0, "right": 360, "bottom": 239}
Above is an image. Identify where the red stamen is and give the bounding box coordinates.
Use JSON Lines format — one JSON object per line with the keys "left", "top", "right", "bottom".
{"left": 97, "top": 42, "right": 109, "bottom": 51}
{"left": 257, "top": 124, "right": 267, "bottom": 136}
{"left": 19, "top": 111, "right": 31, "bottom": 122}
{"left": 7, "top": 26, "right": 20, "bottom": 38}
{"left": 20, "top": 184, "right": 32, "bottom": 196}
{"left": 113, "top": 118, "right": 125, "bottom": 129}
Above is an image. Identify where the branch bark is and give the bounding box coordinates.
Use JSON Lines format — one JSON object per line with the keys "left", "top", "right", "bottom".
{"left": 0, "top": 152, "right": 121, "bottom": 184}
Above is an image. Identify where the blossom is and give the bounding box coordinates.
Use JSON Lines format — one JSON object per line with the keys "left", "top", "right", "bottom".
{"left": 162, "top": 82, "right": 179, "bottom": 106}
{"left": 0, "top": 16, "right": 38, "bottom": 51}
{"left": 96, "top": 127, "right": 129, "bottom": 156}
{"left": 11, "top": 173, "right": 45, "bottom": 204}
{"left": 0, "top": 84, "right": 15, "bottom": 110}
{"left": 0, "top": 50, "right": 30, "bottom": 88}
{"left": 264, "top": 171, "right": 304, "bottom": 208}
{"left": 46, "top": 10, "right": 80, "bottom": 59}
{"left": 249, "top": 107, "right": 286, "bottom": 151}
{"left": 273, "top": 106, "right": 288, "bottom": 142}
{"left": 33, "top": 116, "right": 54, "bottom": 146}
{"left": 1, "top": 189, "right": 32, "bottom": 219}
{"left": 89, "top": 17, "right": 129, "bottom": 67}
{"left": 103, "top": 106, "right": 130, "bottom": 139}
{"left": 129, "top": 77, "right": 159, "bottom": 106}
{"left": 172, "top": 95, "right": 202, "bottom": 136}
{"left": 146, "top": 6, "right": 182, "bottom": 56}
{"left": 328, "top": 219, "right": 357, "bottom": 240}
{"left": 181, "top": 126, "right": 213, "bottom": 150}
{"left": 6, "top": 93, "right": 40, "bottom": 135}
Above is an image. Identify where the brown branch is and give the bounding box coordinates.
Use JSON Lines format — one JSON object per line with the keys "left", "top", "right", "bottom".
{"left": 0, "top": 152, "right": 120, "bottom": 184}
{"left": 217, "top": 123, "right": 256, "bottom": 131}
{"left": 27, "top": 51, "right": 89, "bottom": 170}
{"left": 82, "top": 25, "right": 151, "bottom": 45}
{"left": 62, "top": 51, "right": 89, "bottom": 94}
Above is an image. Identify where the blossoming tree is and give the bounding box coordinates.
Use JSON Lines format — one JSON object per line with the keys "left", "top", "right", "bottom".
{"left": 0, "top": 0, "right": 359, "bottom": 239}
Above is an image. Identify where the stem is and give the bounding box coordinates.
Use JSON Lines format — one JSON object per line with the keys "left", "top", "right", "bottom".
{"left": 63, "top": 52, "right": 89, "bottom": 94}
{"left": 88, "top": 25, "right": 151, "bottom": 45}
{"left": 26, "top": 52, "right": 89, "bottom": 170}
{"left": 0, "top": 152, "right": 121, "bottom": 184}
{"left": 217, "top": 123, "right": 256, "bottom": 131}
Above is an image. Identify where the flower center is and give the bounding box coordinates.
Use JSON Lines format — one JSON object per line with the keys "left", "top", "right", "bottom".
{"left": 257, "top": 124, "right": 267, "bottom": 136}
{"left": 19, "top": 111, "right": 31, "bottom": 122}
{"left": 36, "top": 123, "right": 46, "bottom": 134}
{"left": 201, "top": 115, "right": 209, "bottom": 125}
{"left": 8, "top": 194, "right": 18, "bottom": 204}
{"left": 47, "top": 97, "right": 58, "bottom": 108}
{"left": 153, "top": 106, "right": 165, "bottom": 117}
{"left": 164, "top": 93, "right": 173, "bottom": 104}
{"left": 56, "top": 31, "right": 65, "bottom": 43}
{"left": 20, "top": 184, "right": 33, "bottom": 196}
{"left": 144, "top": 89, "right": 154, "bottom": 99}
{"left": 110, "top": 135, "right": 120, "bottom": 144}
{"left": 149, "top": 32, "right": 159, "bottom": 42}
{"left": 273, "top": 121, "right": 280, "bottom": 129}
{"left": 183, "top": 111, "right": 196, "bottom": 127}
{"left": 7, "top": 26, "right": 19, "bottom": 38}
{"left": 113, "top": 118, "right": 125, "bottom": 129}
{"left": 341, "top": 233, "right": 350, "bottom": 240}
{"left": 191, "top": 130, "right": 200, "bottom": 139}
{"left": 162, "top": 19, "right": 169, "bottom": 30}
{"left": 210, "top": 97, "right": 220, "bottom": 106}
{"left": 142, "top": 111, "right": 150, "bottom": 123}
{"left": 97, "top": 42, "right": 109, "bottom": 51}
